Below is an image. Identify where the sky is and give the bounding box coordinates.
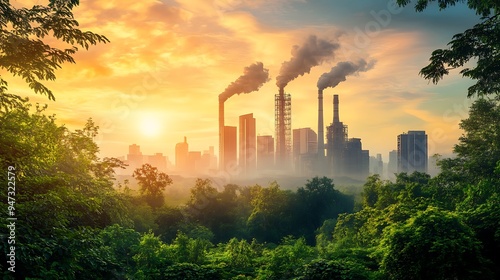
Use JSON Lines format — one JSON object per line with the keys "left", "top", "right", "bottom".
{"left": 8, "top": 0, "right": 482, "bottom": 162}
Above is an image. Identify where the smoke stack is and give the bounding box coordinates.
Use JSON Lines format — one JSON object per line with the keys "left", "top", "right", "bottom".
{"left": 318, "top": 89, "right": 324, "bottom": 157}
{"left": 333, "top": 94, "right": 339, "bottom": 123}
{"left": 219, "top": 98, "right": 224, "bottom": 170}
{"left": 218, "top": 62, "right": 269, "bottom": 171}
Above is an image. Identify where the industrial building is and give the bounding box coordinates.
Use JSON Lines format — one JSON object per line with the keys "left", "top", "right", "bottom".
{"left": 325, "top": 94, "right": 369, "bottom": 180}
{"left": 275, "top": 87, "right": 292, "bottom": 169}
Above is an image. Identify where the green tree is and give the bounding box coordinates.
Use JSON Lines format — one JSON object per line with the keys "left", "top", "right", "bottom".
{"left": 396, "top": 0, "right": 500, "bottom": 97}
{"left": 295, "top": 177, "right": 353, "bottom": 244}
{"left": 133, "top": 232, "right": 174, "bottom": 280}
{"left": 0, "top": 0, "right": 109, "bottom": 103}
{"left": 0, "top": 101, "right": 130, "bottom": 278}
{"left": 247, "top": 182, "right": 295, "bottom": 243}
{"left": 380, "top": 207, "right": 489, "bottom": 280}
{"left": 100, "top": 224, "right": 141, "bottom": 277}
{"left": 155, "top": 206, "right": 186, "bottom": 242}
{"left": 258, "top": 236, "right": 316, "bottom": 280}
{"left": 298, "top": 259, "right": 371, "bottom": 280}
{"left": 162, "top": 263, "right": 222, "bottom": 280}
{"left": 133, "top": 163, "right": 173, "bottom": 209}
{"left": 453, "top": 98, "right": 500, "bottom": 180}
{"left": 185, "top": 179, "right": 219, "bottom": 232}
{"left": 171, "top": 231, "right": 212, "bottom": 264}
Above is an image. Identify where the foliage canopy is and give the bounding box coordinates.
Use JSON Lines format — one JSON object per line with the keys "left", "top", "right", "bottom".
{"left": 397, "top": 0, "right": 500, "bottom": 97}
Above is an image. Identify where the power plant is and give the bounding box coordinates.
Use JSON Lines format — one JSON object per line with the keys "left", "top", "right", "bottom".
{"left": 326, "top": 94, "right": 347, "bottom": 175}
{"left": 216, "top": 37, "right": 377, "bottom": 179}
{"left": 325, "top": 94, "right": 369, "bottom": 179}
{"left": 274, "top": 35, "right": 339, "bottom": 170}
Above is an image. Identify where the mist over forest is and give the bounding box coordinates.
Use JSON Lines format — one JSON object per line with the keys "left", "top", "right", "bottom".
{"left": 1, "top": 0, "right": 500, "bottom": 279}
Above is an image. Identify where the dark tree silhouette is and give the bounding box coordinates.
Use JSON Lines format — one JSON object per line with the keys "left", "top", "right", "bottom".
{"left": 0, "top": 0, "right": 109, "bottom": 105}
{"left": 397, "top": 0, "right": 500, "bottom": 97}
{"left": 133, "top": 164, "right": 172, "bottom": 209}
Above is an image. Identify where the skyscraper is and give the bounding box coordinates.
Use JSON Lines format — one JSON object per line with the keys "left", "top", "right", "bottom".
{"left": 293, "top": 128, "right": 318, "bottom": 175}
{"left": 388, "top": 150, "right": 397, "bottom": 178}
{"left": 239, "top": 113, "right": 256, "bottom": 175}
{"left": 175, "top": 137, "right": 189, "bottom": 172}
{"left": 223, "top": 126, "right": 237, "bottom": 171}
{"left": 257, "top": 135, "right": 274, "bottom": 170}
{"left": 397, "top": 131, "right": 428, "bottom": 173}
{"left": 344, "top": 138, "right": 369, "bottom": 180}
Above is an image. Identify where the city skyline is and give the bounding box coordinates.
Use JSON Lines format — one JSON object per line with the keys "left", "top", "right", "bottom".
{"left": 7, "top": 0, "right": 481, "bottom": 162}
{"left": 117, "top": 122, "right": 430, "bottom": 180}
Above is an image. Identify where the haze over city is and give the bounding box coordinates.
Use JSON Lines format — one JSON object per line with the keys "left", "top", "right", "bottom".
{"left": 7, "top": 0, "right": 481, "bottom": 165}
{"left": 2, "top": 0, "right": 499, "bottom": 278}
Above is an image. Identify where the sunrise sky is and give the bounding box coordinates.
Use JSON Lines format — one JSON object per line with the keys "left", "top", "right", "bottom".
{"left": 8, "top": 0, "right": 481, "bottom": 162}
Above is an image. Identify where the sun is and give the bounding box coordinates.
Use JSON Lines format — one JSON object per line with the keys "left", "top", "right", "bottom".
{"left": 139, "top": 116, "right": 162, "bottom": 137}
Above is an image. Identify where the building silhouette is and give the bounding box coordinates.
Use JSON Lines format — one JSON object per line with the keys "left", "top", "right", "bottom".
{"left": 293, "top": 128, "right": 318, "bottom": 175}
{"left": 239, "top": 113, "right": 256, "bottom": 175}
{"left": 397, "top": 131, "right": 428, "bottom": 173}
{"left": 343, "top": 138, "right": 369, "bottom": 180}
{"left": 175, "top": 137, "right": 189, "bottom": 172}
{"left": 370, "top": 153, "right": 383, "bottom": 176}
{"left": 275, "top": 87, "right": 292, "bottom": 170}
{"left": 325, "top": 94, "right": 368, "bottom": 179}
{"left": 326, "top": 95, "right": 348, "bottom": 175}
{"left": 388, "top": 150, "right": 397, "bottom": 179}
{"left": 119, "top": 144, "right": 169, "bottom": 175}
{"left": 144, "top": 153, "right": 167, "bottom": 172}
{"left": 257, "top": 135, "right": 274, "bottom": 170}
{"left": 201, "top": 146, "right": 217, "bottom": 172}
{"left": 223, "top": 126, "right": 237, "bottom": 171}
{"left": 188, "top": 151, "right": 202, "bottom": 172}
{"left": 127, "top": 144, "right": 143, "bottom": 172}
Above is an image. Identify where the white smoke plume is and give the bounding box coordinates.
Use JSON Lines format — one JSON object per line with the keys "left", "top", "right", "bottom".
{"left": 276, "top": 35, "right": 340, "bottom": 88}
{"left": 219, "top": 62, "right": 270, "bottom": 102}
{"left": 317, "top": 59, "right": 375, "bottom": 90}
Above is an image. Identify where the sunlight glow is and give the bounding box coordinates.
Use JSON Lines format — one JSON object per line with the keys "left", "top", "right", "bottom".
{"left": 139, "top": 116, "right": 162, "bottom": 137}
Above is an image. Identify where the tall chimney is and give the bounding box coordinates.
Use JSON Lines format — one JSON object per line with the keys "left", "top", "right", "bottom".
{"left": 333, "top": 94, "right": 339, "bottom": 123}
{"left": 318, "top": 89, "right": 324, "bottom": 157}
{"left": 219, "top": 98, "right": 224, "bottom": 171}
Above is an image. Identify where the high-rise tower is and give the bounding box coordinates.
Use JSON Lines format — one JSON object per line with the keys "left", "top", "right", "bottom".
{"left": 239, "top": 114, "right": 256, "bottom": 175}
{"left": 175, "top": 137, "right": 189, "bottom": 172}
{"left": 397, "top": 131, "right": 428, "bottom": 173}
